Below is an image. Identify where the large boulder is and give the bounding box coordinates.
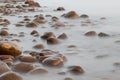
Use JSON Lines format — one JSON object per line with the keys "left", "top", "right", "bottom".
{"left": 0, "top": 42, "right": 22, "bottom": 57}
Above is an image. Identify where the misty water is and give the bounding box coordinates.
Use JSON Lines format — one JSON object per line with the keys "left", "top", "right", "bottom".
{"left": 1, "top": 0, "right": 120, "bottom": 80}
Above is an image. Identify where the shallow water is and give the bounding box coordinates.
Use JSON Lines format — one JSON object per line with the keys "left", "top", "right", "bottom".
{"left": 1, "top": 0, "right": 120, "bottom": 80}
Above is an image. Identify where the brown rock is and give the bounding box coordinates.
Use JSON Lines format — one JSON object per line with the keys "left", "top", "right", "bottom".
{"left": 63, "top": 11, "right": 79, "bottom": 19}
{"left": 85, "top": 31, "right": 97, "bottom": 36}
{"left": 25, "top": 0, "right": 40, "bottom": 7}
{"left": 29, "top": 68, "right": 48, "bottom": 75}
{"left": 41, "top": 32, "right": 55, "bottom": 39}
{"left": 47, "top": 37, "right": 59, "bottom": 44}
{"left": 15, "top": 23, "right": 24, "bottom": 27}
{"left": 26, "top": 22, "right": 37, "bottom": 27}
{"left": 58, "top": 33, "right": 67, "bottom": 39}
{"left": 0, "top": 42, "right": 22, "bottom": 57}
{"left": 64, "top": 77, "right": 73, "bottom": 80}
{"left": 0, "top": 72, "right": 23, "bottom": 80}
{"left": 19, "top": 56, "right": 37, "bottom": 62}
{"left": 52, "top": 22, "right": 65, "bottom": 28}
{"left": 33, "top": 44, "right": 44, "bottom": 49}
{"left": 0, "top": 30, "right": 9, "bottom": 36}
{"left": 0, "top": 61, "right": 10, "bottom": 74}
{"left": 30, "top": 30, "right": 39, "bottom": 36}
{"left": 68, "top": 65, "right": 84, "bottom": 74}
{"left": 52, "top": 16, "right": 59, "bottom": 21}
{"left": 13, "top": 62, "right": 34, "bottom": 73}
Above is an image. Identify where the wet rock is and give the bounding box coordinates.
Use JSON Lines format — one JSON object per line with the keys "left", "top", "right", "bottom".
{"left": 19, "top": 56, "right": 37, "bottom": 62}
{"left": 29, "top": 68, "right": 48, "bottom": 75}
{"left": 0, "top": 61, "right": 10, "bottom": 74}
{"left": 52, "top": 22, "right": 65, "bottom": 28}
{"left": 85, "top": 31, "right": 97, "bottom": 36}
{"left": 33, "top": 44, "right": 44, "bottom": 49}
{"left": 0, "top": 72, "right": 23, "bottom": 80}
{"left": 98, "top": 32, "right": 110, "bottom": 37}
{"left": 13, "top": 62, "right": 34, "bottom": 73}
{"left": 33, "top": 17, "right": 46, "bottom": 24}
{"left": 80, "top": 14, "right": 89, "bottom": 18}
{"left": 25, "top": 0, "right": 40, "bottom": 7}
{"left": 64, "top": 77, "right": 73, "bottom": 80}
{"left": 15, "top": 23, "right": 24, "bottom": 27}
{"left": 67, "top": 45, "right": 77, "bottom": 48}
{"left": 26, "top": 22, "right": 37, "bottom": 27}
{"left": 56, "top": 7, "right": 65, "bottom": 11}
{"left": 47, "top": 37, "right": 59, "bottom": 44}
{"left": 0, "top": 55, "right": 14, "bottom": 61}
{"left": 63, "top": 11, "right": 79, "bottom": 19}
{"left": 42, "top": 54, "right": 66, "bottom": 66}
{"left": 0, "top": 30, "right": 9, "bottom": 36}
{"left": 30, "top": 30, "right": 39, "bottom": 36}
{"left": 41, "top": 32, "right": 55, "bottom": 39}
{"left": 58, "top": 33, "right": 67, "bottom": 39}
{"left": 68, "top": 65, "right": 84, "bottom": 74}
{"left": 0, "top": 42, "right": 22, "bottom": 57}
{"left": 52, "top": 16, "right": 59, "bottom": 22}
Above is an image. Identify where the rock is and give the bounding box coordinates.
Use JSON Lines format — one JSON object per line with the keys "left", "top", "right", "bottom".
{"left": 0, "top": 72, "right": 23, "bottom": 80}
{"left": 0, "top": 30, "right": 9, "bottom": 36}
{"left": 0, "top": 42, "right": 22, "bottom": 57}
{"left": 0, "top": 61, "right": 10, "bottom": 74}
{"left": 58, "top": 33, "right": 67, "bottom": 39}
{"left": 19, "top": 56, "right": 37, "bottom": 62}
{"left": 85, "top": 31, "right": 97, "bottom": 36}
{"left": 13, "top": 62, "right": 34, "bottom": 73}
{"left": 63, "top": 11, "right": 79, "bottom": 19}
{"left": 98, "top": 32, "right": 110, "bottom": 37}
{"left": 64, "top": 77, "right": 73, "bottom": 80}
{"left": 67, "top": 45, "right": 77, "bottom": 48}
{"left": 15, "top": 23, "right": 24, "bottom": 27}
{"left": 42, "top": 54, "right": 66, "bottom": 66}
{"left": 52, "top": 22, "right": 65, "bottom": 28}
{"left": 33, "top": 44, "right": 44, "bottom": 49}
{"left": 30, "top": 30, "right": 39, "bottom": 36}
{"left": 68, "top": 65, "right": 84, "bottom": 74}
{"left": 47, "top": 37, "right": 59, "bottom": 44}
{"left": 80, "top": 14, "right": 89, "bottom": 18}
{"left": 0, "top": 55, "right": 14, "bottom": 61}
{"left": 26, "top": 22, "right": 38, "bottom": 27}
{"left": 52, "top": 16, "right": 59, "bottom": 22}
{"left": 41, "top": 32, "right": 55, "bottom": 39}
{"left": 29, "top": 68, "right": 48, "bottom": 75}
{"left": 25, "top": 0, "right": 40, "bottom": 7}
{"left": 33, "top": 17, "right": 46, "bottom": 24}
{"left": 56, "top": 7, "right": 65, "bottom": 11}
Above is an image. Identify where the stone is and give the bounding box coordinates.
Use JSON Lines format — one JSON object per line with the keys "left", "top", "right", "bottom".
{"left": 68, "top": 65, "right": 84, "bottom": 74}
{"left": 19, "top": 56, "right": 37, "bottom": 62}
{"left": 85, "top": 31, "right": 97, "bottom": 36}
{"left": 80, "top": 14, "right": 89, "bottom": 18}
{"left": 0, "top": 42, "right": 22, "bottom": 57}
{"left": 30, "top": 30, "right": 39, "bottom": 36}
{"left": 13, "top": 62, "right": 34, "bottom": 73}
{"left": 64, "top": 77, "right": 73, "bottom": 80}
{"left": 41, "top": 32, "right": 55, "bottom": 39}
{"left": 0, "top": 61, "right": 10, "bottom": 74}
{"left": 56, "top": 7, "right": 65, "bottom": 11}
{"left": 98, "top": 32, "right": 110, "bottom": 37}
{"left": 58, "top": 33, "right": 67, "bottom": 39}
{"left": 25, "top": 0, "right": 40, "bottom": 7}
{"left": 33, "top": 44, "right": 44, "bottom": 49}
{"left": 29, "top": 68, "right": 48, "bottom": 75}
{"left": 47, "top": 37, "right": 59, "bottom": 44}
{"left": 0, "top": 72, "right": 23, "bottom": 80}
{"left": 52, "top": 22, "right": 65, "bottom": 28}
{"left": 0, "top": 30, "right": 9, "bottom": 36}
{"left": 26, "top": 22, "right": 37, "bottom": 27}
{"left": 52, "top": 16, "right": 59, "bottom": 21}
{"left": 63, "top": 11, "right": 79, "bottom": 19}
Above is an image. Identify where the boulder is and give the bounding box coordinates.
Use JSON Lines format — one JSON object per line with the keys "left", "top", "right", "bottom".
{"left": 0, "top": 61, "right": 10, "bottom": 74}
{"left": 0, "top": 30, "right": 9, "bottom": 36}
{"left": 0, "top": 42, "right": 22, "bottom": 57}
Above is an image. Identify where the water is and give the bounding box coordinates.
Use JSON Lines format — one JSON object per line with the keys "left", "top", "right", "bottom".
{"left": 1, "top": 0, "right": 120, "bottom": 80}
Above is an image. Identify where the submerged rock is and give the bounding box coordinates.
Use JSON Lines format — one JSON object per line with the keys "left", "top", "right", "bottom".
{"left": 80, "top": 14, "right": 89, "bottom": 18}
{"left": 0, "top": 42, "right": 22, "bottom": 57}
{"left": 98, "top": 32, "right": 110, "bottom": 37}
{"left": 56, "top": 7, "right": 65, "bottom": 11}
{"left": 13, "top": 62, "right": 34, "bottom": 73}
{"left": 41, "top": 32, "right": 55, "bottom": 39}
{"left": 0, "top": 72, "right": 23, "bottom": 80}
{"left": 58, "top": 33, "right": 67, "bottom": 39}
{"left": 47, "top": 37, "right": 59, "bottom": 44}
{"left": 0, "top": 61, "right": 10, "bottom": 74}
